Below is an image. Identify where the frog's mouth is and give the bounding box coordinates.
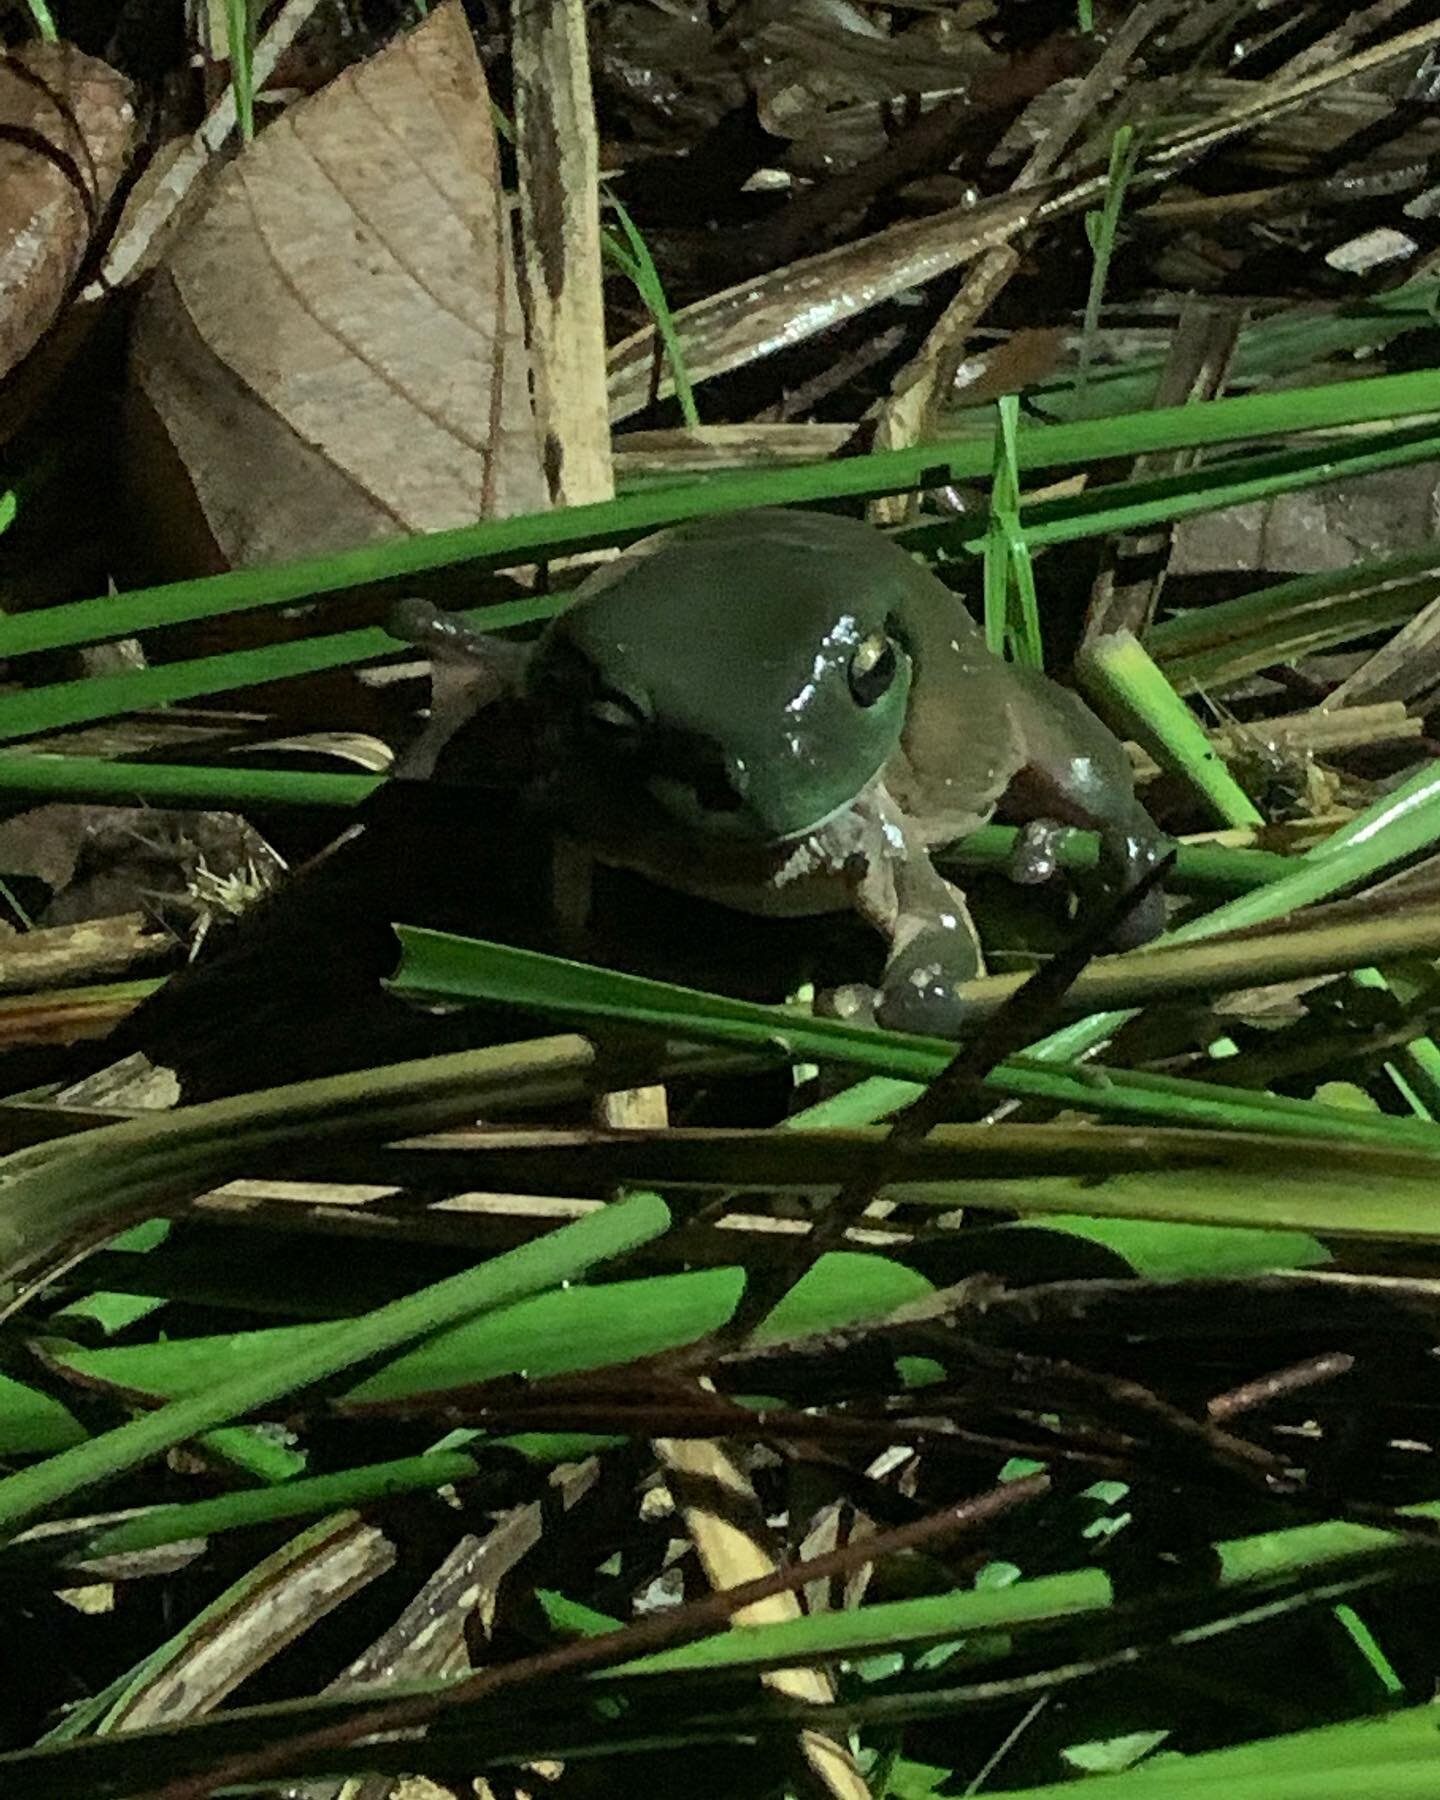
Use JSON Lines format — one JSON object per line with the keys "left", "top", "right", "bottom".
{"left": 645, "top": 760, "right": 885, "bottom": 845}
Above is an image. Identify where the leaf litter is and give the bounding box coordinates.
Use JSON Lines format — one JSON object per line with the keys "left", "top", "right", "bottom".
{"left": 7, "top": 4, "right": 1440, "bottom": 1798}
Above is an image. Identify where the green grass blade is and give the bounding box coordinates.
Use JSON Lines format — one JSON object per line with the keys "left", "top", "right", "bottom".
{"left": 2, "top": 1500, "right": 1437, "bottom": 1793}
{"left": 984, "top": 395, "right": 1044, "bottom": 667}
{"left": 1147, "top": 545, "right": 1440, "bottom": 695}
{"left": 965, "top": 419, "right": 1440, "bottom": 556}
{"left": 945, "top": 824, "right": 1292, "bottom": 891}
{"left": 0, "top": 757, "right": 1297, "bottom": 896}
{"left": 0, "top": 1189, "right": 670, "bottom": 1537}
{"left": 1078, "top": 125, "right": 1139, "bottom": 399}
{"left": 989, "top": 1701, "right": 1440, "bottom": 1798}
{"left": 603, "top": 194, "right": 700, "bottom": 428}
{"left": 225, "top": 0, "right": 254, "bottom": 142}
{"left": 4, "top": 390, "right": 1440, "bottom": 741}
{"left": 3, "top": 367, "right": 1438, "bottom": 664}
{"left": 1009, "top": 276, "right": 1440, "bottom": 427}
{"left": 0, "top": 1252, "right": 925, "bottom": 1466}
{"left": 0, "top": 1036, "right": 729, "bottom": 1289}
{"left": 20, "top": 0, "right": 57, "bottom": 41}
{"left": 0, "top": 754, "right": 379, "bottom": 809}
{"left": 361, "top": 1118, "right": 1440, "bottom": 1237}
{"left": 386, "top": 927, "right": 1440, "bottom": 1155}
{"left": 1077, "top": 629, "right": 1264, "bottom": 826}
{"left": 2, "top": 414, "right": 1425, "bottom": 745}
{"left": 1029, "top": 758, "right": 1440, "bottom": 1064}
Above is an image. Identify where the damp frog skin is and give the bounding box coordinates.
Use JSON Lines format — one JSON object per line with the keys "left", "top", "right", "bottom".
{"left": 397, "top": 509, "right": 1168, "bottom": 1037}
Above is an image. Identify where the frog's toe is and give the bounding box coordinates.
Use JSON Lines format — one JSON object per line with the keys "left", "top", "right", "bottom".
{"left": 1106, "top": 878, "right": 1167, "bottom": 949}
{"left": 1096, "top": 821, "right": 1173, "bottom": 950}
{"left": 1007, "top": 819, "right": 1066, "bottom": 887}
{"left": 874, "top": 962, "right": 981, "bottom": 1040}
{"left": 815, "top": 983, "right": 880, "bottom": 1027}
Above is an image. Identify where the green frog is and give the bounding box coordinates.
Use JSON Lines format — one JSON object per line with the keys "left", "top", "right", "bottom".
{"left": 392, "top": 508, "right": 1168, "bottom": 1036}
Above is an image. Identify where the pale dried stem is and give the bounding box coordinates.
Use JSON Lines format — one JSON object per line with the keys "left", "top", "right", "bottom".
{"left": 512, "top": 0, "right": 613, "bottom": 508}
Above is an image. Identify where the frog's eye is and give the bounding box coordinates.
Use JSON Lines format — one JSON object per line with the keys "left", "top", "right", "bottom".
{"left": 848, "top": 631, "right": 898, "bottom": 708}
{"left": 586, "top": 692, "right": 647, "bottom": 735}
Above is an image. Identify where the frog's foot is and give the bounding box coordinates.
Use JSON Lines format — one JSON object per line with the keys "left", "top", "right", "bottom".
{"left": 872, "top": 918, "right": 986, "bottom": 1040}
{"left": 814, "top": 905, "right": 988, "bottom": 1040}
{"left": 388, "top": 598, "right": 494, "bottom": 665}
{"left": 1098, "top": 817, "right": 1172, "bottom": 950}
{"left": 814, "top": 982, "right": 880, "bottom": 1028}
{"left": 1007, "top": 818, "right": 1067, "bottom": 887}
{"left": 815, "top": 959, "right": 986, "bottom": 1041}
{"left": 836, "top": 793, "right": 990, "bottom": 1037}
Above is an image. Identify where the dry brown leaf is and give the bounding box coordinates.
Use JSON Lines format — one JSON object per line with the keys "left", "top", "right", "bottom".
{"left": 88, "top": 0, "right": 337, "bottom": 297}
{"left": 128, "top": 0, "right": 546, "bottom": 573}
{"left": 1172, "top": 463, "right": 1440, "bottom": 580}
{"left": 0, "top": 40, "right": 135, "bottom": 378}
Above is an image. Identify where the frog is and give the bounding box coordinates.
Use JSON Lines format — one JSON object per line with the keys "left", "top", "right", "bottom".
{"left": 391, "top": 508, "right": 1169, "bottom": 1038}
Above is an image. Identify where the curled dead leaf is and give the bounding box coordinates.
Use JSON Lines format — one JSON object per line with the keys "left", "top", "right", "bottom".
{"left": 0, "top": 40, "right": 136, "bottom": 379}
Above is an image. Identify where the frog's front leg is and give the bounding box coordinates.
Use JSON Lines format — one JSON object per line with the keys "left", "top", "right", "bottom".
{"left": 825, "top": 791, "right": 986, "bottom": 1039}
{"left": 387, "top": 598, "right": 532, "bottom": 782}
{"left": 1003, "top": 673, "right": 1171, "bottom": 950}
{"left": 1005, "top": 788, "right": 1168, "bottom": 949}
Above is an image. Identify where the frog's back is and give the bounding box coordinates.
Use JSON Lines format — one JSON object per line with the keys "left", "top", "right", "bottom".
{"left": 574, "top": 507, "right": 958, "bottom": 647}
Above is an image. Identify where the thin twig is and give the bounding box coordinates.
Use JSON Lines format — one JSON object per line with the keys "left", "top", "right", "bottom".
{"left": 146, "top": 1475, "right": 1049, "bottom": 1800}
{"left": 723, "top": 852, "right": 1174, "bottom": 1339}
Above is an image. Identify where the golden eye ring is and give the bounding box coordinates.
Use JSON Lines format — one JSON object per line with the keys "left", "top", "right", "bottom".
{"left": 848, "top": 631, "right": 897, "bottom": 707}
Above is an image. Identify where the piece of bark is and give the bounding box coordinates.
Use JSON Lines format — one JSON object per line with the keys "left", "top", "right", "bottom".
{"left": 513, "top": 0, "right": 612, "bottom": 507}
{"left": 0, "top": 913, "right": 171, "bottom": 994}
{"left": 128, "top": 0, "right": 546, "bottom": 572}
{"left": 1322, "top": 591, "right": 1440, "bottom": 710}
{"left": 607, "top": 185, "right": 1043, "bottom": 421}
{"left": 51, "top": 1048, "right": 180, "bottom": 1107}
{"left": 0, "top": 40, "right": 136, "bottom": 378}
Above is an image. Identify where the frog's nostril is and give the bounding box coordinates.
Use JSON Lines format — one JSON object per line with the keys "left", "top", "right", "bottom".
{"left": 695, "top": 759, "right": 745, "bottom": 813}
{"left": 647, "top": 743, "right": 748, "bottom": 823}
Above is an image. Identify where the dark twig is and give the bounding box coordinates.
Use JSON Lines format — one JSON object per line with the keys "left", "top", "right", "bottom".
{"left": 725, "top": 851, "right": 1176, "bottom": 1337}
{"left": 145, "top": 1474, "right": 1049, "bottom": 1800}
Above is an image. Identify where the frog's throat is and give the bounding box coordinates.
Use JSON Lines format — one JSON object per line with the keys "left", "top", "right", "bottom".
{"left": 775, "top": 778, "right": 886, "bottom": 845}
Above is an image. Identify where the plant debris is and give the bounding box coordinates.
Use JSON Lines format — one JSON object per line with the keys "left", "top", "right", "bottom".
{"left": 3, "top": 5, "right": 1440, "bottom": 1799}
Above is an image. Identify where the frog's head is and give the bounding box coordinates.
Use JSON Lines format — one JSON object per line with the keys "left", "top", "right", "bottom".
{"left": 525, "top": 510, "right": 919, "bottom": 843}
